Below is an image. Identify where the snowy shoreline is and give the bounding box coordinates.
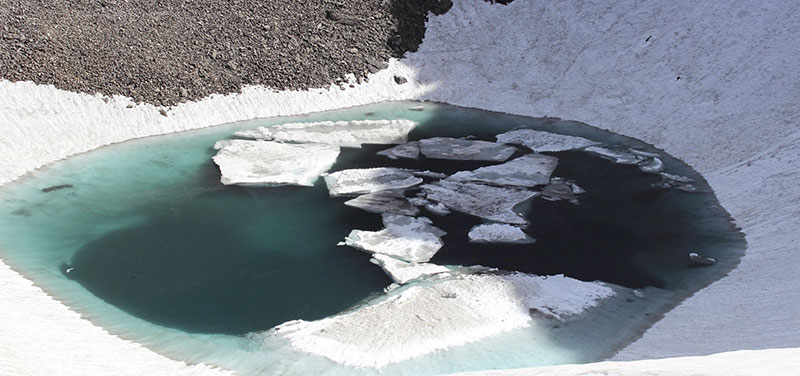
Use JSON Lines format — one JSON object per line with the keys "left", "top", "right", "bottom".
{"left": 2, "top": 0, "right": 799, "bottom": 375}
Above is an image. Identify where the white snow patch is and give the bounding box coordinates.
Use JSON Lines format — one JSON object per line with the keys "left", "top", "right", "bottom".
{"left": 447, "top": 154, "right": 558, "bottom": 187}
{"left": 468, "top": 223, "right": 535, "bottom": 244}
{"left": 422, "top": 180, "right": 539, "bottom": 225}
{"left": 212, "top": 140, "right": 340, "bottom": 187}
{"left": 496, "top": 129, "right": 599, "bottom": 152}
{"left": 343, "top": 214, "right": 446, "bottom": 263}
{"left": 369, "top": 254, "right": 451, "bottom": 285}
{"left": 323, "top": 167, "right": 423, "bottom": 196}
{"left": 233, "top": 119, "right": 418, "bottom": 147}
{"left": 270, "top": 272, "right": 614, "bottom": 368}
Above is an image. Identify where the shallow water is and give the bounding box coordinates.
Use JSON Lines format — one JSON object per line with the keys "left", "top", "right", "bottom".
{"left": 0, "top": 101, "right": 745, "bottom": 375}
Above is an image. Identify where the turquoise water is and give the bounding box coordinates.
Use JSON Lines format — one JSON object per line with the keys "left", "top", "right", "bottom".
{"left": 0, "top": 101, "right": 745, "bottom": 374}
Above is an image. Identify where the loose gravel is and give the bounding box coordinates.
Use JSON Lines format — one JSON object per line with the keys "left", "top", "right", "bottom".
{"left": 0, "top": 0, "right": 452, "bottom": 106}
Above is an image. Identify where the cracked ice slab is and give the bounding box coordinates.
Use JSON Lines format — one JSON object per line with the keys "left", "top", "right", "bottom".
{"left": 233, "top": 119, "right": 418, "bottom": 147}
{"left": 496, "top": 129, "right": 599, "bottom": 152}
{"left": 343, "top": 214, "right": 446, "bottom": 263}
{"left": 468, "top": 223, "right": 536, "bottom": 244}
{"left": 269, "top": 272, "right": 615, "bottom": 368}
{"left": 377, "top": 141, "right": 421, "bottom": 160}
{"left": 447, "top": 154, "right": 558, "bottom": 187}
{"left": 418, "top": 137, "right": 518, "bottom": 161}
{"left": 369, "top": 254, "right": 451, "bottom": 285}
{"left": 344, "top": 190, "right": 420, "bottom": 216}
{"left": 212, "top": 140, "right": 340, "bottom": 187}
{"left": 422, "top": 180, "right": 539, "bottom": 225}
{"left": 323, "top": 168, "right": 423, "bottom": 196}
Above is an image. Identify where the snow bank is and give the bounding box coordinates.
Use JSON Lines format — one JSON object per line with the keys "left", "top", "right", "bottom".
{"left": 233, "top": 119, "right": 417, "bottom": 147}
{"left": 269, "top": 272, "right": 614, "bottom": 368}
{"left": 212, "top": 140, "right": 340, "bottom": 186}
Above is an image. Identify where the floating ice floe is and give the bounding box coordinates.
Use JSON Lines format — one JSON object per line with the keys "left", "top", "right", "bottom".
{"left": 378, "top": 138, "right": 518, "bottom": 162}
{"left": 344, "top": 190, "right": 420, "bottom": 216}
{"left": 653, "top": 172, "right": 698, "bottom": 192}
{"left": 233, "top": 119, "right": 418, "bottom": 147}
{"left": 584, "top": 146, "right": 643, "bottom": 165}
{"left": 447, "top": 154, "right": 558, "bottom": 187}
{"left": 422, "top": 180, "right": 539, "bottom": 225}
{"left": 468, "top": 223, "right": 536, "bottom": 244}
{"left": 343, "top": 214, "right": 446, "bottom": 263}
{"left": 212, "top": 140, "right": 340, "bottom": 187}
{"left": 323, "top": 168, "right": 423, "bottom": 196}
{"left": 541, "top": 180, "right": 579, "bottom": 203}
{"left": 377, "top": 142, "right": 420, "bottom": 160}
{"left": 424, "top": 202, "right": 451, "bottom": 216}
{"left": 496, "top": 129, "right": 599, "bottom": 152}
{"left": 584, "top": 146, "right": 665, "bottom": 173}
{"left": 369, "top": 254, "right": 451, "bottom": 285}
{"left": 269, "top": 272, "right": 615, "bottom": 368}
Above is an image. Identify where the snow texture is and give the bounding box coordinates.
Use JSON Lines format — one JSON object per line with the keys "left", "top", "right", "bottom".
{"left": 344, "top": 190, "right": 421, "bottom": 216}
{"left": 468, "top": 223, "right": 535, "bottom": 244}
{"left": 343, "top": 214, "right": 446, "bottom": 263}
{"left": 271, "top": 272, "right": 614, "bottom": 368}
{"left": 369, "top": 254, "right": 451, "bottom": 285}
{"left": 496, "top": 129, "right": 599, "bottom": 152}
{"left": 212, "top": 139, "right": 340, "bottom": 187}
{"left": 323, "top": 168, "right": 423, "bottom": 196}
{"left": 233, "top": 119, "right": 417, "bottom": 147}
{"left": 418, "top": 137, "right": 518, "bottom": 161}
{"left": 422, "top": 180, "right": 539, "bottom": 225}
{"left": 447, "top": 154, "right": 558, "bottom": 187}
{"left": 2, "top": 0, "right": 800, "bottom": 373}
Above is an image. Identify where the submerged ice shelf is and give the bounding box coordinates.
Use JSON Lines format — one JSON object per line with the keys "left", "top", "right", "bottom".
{"left": 233, "top": 119, "right": 418, "bottom": 147}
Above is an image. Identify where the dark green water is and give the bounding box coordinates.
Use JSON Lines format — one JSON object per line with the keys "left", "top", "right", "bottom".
{"left": 0, "top": 101, "right": 745, "bottom": 374}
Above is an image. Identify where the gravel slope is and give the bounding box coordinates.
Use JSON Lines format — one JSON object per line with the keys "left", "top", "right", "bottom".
{"left": 0, "top": 0, "right": 450, "bottom": 106}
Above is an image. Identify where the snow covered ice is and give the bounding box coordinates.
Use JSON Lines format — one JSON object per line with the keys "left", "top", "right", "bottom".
{"left": 496, "top": 129, "right": 599, "bottom": 152}
{"left": 447, "top": 154, "right": 558, "bottom": 188}
{"left": 211, "top": 140, "right": 340, "bottom": 187}
{"left": 344, "top": 190, "right": 420, "bottom": 216}
{"left": 422, "top": 180, "right": 539, "bottom": 225}
{"left": 468, "top": 223, "right": 536, "bottom": 244}
{"left": 233, "top": 119, "right": 418, "bottom": 147}
{"left": 343, "top": 214, "right": 446, "bottom": 263}
{"left": 369, "top": 254, "right": 450, "bottom": 285}
{"left": 270, "top": 272, "right": 615, "bottom": 368}
{"left": 323, "top": 168, "right": 423, "bottom": 196}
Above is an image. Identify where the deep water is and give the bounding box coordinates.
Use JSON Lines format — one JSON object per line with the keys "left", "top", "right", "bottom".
{"left": 0, "top": 101, "right": 745, "bottom": 375}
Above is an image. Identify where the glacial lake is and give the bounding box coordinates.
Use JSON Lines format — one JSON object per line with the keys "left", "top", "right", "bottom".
{"left": 0, "top": 101, "right": 745, "bottom": 375}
